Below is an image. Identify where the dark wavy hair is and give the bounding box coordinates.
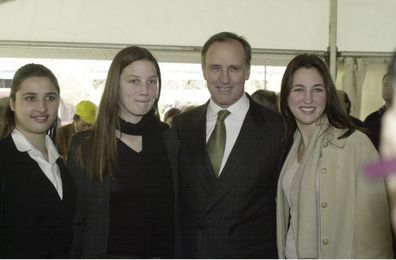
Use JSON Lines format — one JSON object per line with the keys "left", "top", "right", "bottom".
{"left": 280, "top": 54, "right": 361, "bottom": 139}
{"left": 251, "top": 89, "right": 279, "bottom": 112}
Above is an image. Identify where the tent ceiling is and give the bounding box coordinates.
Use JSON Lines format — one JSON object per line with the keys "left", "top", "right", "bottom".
{"left": 0, "top": 0, "right": 395, "bottom": 61}
{"left": 0, "top": 0, "right": 328, "bottom": 50}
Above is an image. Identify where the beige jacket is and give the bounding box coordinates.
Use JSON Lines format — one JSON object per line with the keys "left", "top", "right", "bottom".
{"left": 277, "top": 120, "right": 393, "bottom": 258}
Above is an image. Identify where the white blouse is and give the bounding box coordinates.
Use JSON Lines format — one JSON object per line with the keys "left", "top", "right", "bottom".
{"left": 12, "top": 129, "right": 63, "bottom": 199}
{"left": 282, "top": 155, "right": 300, "bottom": 259}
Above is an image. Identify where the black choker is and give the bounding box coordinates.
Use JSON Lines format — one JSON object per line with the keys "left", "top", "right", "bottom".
{"left": 117, "top": 112, "right": 159, "bottom": 135}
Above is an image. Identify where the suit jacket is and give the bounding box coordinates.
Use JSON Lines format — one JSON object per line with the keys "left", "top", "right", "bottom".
{"left": 171, "top": 96, "right": 287, "bottom": 258}
{"left": 55, "top": 123, "right": 76, "bottom": 160}
{"left": 363, "top": 105, "right": 387, "bottom": 150}
{"left": 0, "top": 135, "right": 76, "bottom": 258}
{"left": 66, "top": 130, "right": 112, "bottom": 258}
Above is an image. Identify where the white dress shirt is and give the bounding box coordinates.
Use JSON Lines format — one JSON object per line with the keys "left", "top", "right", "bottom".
{"left": 12, "top": 129, "right": 63, "bottom": 199}
{"left": 206, "top": 94, "right": 250, "bottom": 176}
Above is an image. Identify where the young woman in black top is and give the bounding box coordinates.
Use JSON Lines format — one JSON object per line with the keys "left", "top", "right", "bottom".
{"left": 67, "top": 46, "right": 174, "bottom": 258}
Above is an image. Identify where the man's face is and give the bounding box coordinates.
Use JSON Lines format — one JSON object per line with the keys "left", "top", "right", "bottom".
{"left": 202, "top": 40, "right": 250, "bottom": 108}
{"left": 75, "top": 119, "right": 91, "bottom": 132}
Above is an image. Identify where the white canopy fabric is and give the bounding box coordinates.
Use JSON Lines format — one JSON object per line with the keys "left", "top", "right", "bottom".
{"left": 0, "top": 0, "right": 329, "bottom": 50}
{"left": 336, "top": 57, "right": 390, "bottom": 119}
{"left": 1, "top": 0, "right": 395, "bottom": 53}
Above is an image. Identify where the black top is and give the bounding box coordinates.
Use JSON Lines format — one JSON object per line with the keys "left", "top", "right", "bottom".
{"left": 363, "top": 105, "right": 387, "bottom": 150}
{"left": 107, "top": 139, "right": 173, "bottom": 258}
{"left": 67, "top": 115, "right": 174, "bottom": 258}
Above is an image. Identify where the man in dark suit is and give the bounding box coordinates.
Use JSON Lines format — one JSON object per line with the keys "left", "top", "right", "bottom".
{"left": 170, "top": 32, "right": 286, "bottom": 258}
{"left": 363, "top": 72, "right": 393, "bottom": 150}
{"left": 336, "top": 89, "right": 364, "bottom": 127}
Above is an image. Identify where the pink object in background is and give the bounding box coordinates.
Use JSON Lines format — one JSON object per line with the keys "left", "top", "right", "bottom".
{"left": 363, "top": 159, "right": 396, "bottom": 178}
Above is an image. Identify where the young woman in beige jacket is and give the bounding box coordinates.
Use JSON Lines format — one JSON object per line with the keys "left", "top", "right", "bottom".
{"left": 277, "top": 54, "right": 393, "bottom": 258}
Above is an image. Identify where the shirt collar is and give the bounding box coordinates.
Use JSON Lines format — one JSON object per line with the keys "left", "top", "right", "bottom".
{"left": 207, "top": 93, "right": 249, "bottom": 120}
{"left": 12, "top": 129, "right": 60, "bottom": 164}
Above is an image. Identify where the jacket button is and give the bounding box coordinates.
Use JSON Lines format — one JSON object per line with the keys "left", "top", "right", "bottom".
{"left": 320, "top": 168, "right": 327, "bottom": 174}
{"left": 321, "top": 201, "right": 328, "bottom": 208}
{"left": 322, "top": 239, "right": 329, "bottom": 245}
{"left": 323, "top": 142, "right": 329, "bottom": 148}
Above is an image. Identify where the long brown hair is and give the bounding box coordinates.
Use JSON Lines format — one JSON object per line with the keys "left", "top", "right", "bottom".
{"left": 0, "top": 63, "right": 60, "bottom": 139}
{"left": 85, "top": 46, "right": 161, "bottom": 182}
{"left": 279, "top": 54, "right": 361, "bottom": 139}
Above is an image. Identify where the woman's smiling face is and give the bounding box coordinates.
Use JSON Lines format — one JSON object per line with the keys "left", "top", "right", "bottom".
{"left": 287, "top": 67, "right": 327, "bottom": 131}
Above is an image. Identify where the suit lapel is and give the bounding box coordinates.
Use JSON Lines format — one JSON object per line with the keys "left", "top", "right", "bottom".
{"left": 199, "top": 100, "right": 267, "bottom": 219}
{"left": 8, "top": 137, "right": 69, "bottom": 205}
{"left": 12, "top": 150, "right": 62, "bottom": 203}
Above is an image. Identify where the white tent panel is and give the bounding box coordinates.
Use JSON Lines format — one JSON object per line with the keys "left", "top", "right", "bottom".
{"left": 338, "top": 0, "right": 396, "bottom": 52}
{"left": 0, "top": 0, "right": 329, "bottom": 50}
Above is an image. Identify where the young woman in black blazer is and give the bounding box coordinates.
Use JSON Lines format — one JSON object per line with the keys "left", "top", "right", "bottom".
{"left": 0, "top": 63, "right": 76, "bottom": 258}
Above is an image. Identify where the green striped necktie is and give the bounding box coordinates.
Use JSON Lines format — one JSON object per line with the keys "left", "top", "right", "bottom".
{"left": 207, "top": 110, "right": 230, "bottom": 177}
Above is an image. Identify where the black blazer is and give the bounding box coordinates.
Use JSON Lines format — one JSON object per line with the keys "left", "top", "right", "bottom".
{"left": 171, "top": 96, "right": 287, "bottom": 258}
{"left": 0, "top": 135, "right": 76, "bottom": 258}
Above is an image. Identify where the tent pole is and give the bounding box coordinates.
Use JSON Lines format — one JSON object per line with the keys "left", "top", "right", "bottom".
{"left": 329, "top": 0, "right": 338, "bottom": 80}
